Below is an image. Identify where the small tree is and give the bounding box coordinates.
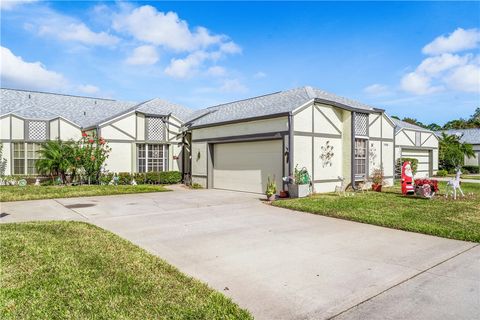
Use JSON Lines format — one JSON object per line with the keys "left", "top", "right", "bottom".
{"left": 439, "top": 132, "right": 475, "bottom": 170}
{"left": 78, "top": 132, "right": 111, "bottom": 184}
{"left": 0, "top": 144, "right": 7, "bottom": 177}
{"left": 36, "top": 140, "right": 77, "bottom": 183}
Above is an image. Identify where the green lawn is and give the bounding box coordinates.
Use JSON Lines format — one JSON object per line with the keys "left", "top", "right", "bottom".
{"left": 0, "top": 221, "right": 252, "bottom": 320}
{"left": 0, "top": 185, "right": 169, "bottom": 202}
{"left": 273, "top": 182, "right": 480, "bottom": 242}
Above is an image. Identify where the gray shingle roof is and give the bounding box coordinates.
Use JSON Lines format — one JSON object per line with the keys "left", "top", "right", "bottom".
{"left": 436, "top": 128, "right": 480, "bottom": 145}
{"left": 187, "top": 86, "right": 380, "bottom": 128}
{"left": 391, "top": 118, "right": 429, "bottom": 133}
{"left": 1, "top": 88, "right": 193, "bottom": 128}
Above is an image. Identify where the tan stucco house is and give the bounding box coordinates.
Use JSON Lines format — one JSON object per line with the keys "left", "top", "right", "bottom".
{"left": 1, "top": 86, "right": 439, "bottom": 194}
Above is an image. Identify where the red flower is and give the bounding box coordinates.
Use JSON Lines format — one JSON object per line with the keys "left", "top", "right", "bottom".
{"left": 88, "top": 139, "right": 94, "bottom": 144}
{"left": 82, "top": 131, "right": 88, "bottom": 137}
{"left": 91, "top": 156, "right": 96, "bottom": 161}
{"left": 99, "top": 139, "right": 105, "bottom": 145}
{"left": 76, "top": 157, "right": 80, "bottom": 161}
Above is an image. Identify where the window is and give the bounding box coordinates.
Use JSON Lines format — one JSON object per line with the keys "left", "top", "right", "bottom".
{"left": 146, "top": 117, "right": 166, "bottom": 141}
{"left": 137, "top": 144, "right": 168, "bottom": 172}
{"left": 13, "top": 143, "right": 25, "bottom": 175}
{"left": 354, "top": 138, "right": 367, "bottom": 177}
{"left": 354, "top": 113, "right": 368, "bottom": 136}
{"left": 13, "top": 142, "right": 42, "bottom": 175}
{"left": 27, "top": 121, "right": 47, "bottom": 140}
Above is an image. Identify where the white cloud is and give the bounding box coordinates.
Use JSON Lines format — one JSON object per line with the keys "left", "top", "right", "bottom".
{"left": 77, "top": 84, "right": 100, "bottom": 95}
{"left": 125, "top": 45, "right": 159, "bottom": 65}
{"left": 422, "top": 28, "right": 480, "bottom": 55}
{"left": 445, "top": 64, "right": 480, "bottom": 93}
{"left": 254, "top": 71, "right": 267, "bottom": 79}
{"left": 0, "top": 0, "right": 37, "bottom": 11}
{"left": 207, "top": 66, "right": 226, "bottom": 77}
{"left": 401, "top": 28, "right": 480, "bottom": 95}
{"left": 0, "top": 46, "right": 66, "bottom": 90}
{"left": 113, "top": 5, "right": 228, "bottom": 52}
{"left": 417, "top": 53, "right": 469, "bottom": 75}
{"left": 38, "top": 22, "right": 119, "bottom": 46}
{"left": 364, "top": 83, "right": 390, "bottom": 96}
{"left": 401, "top": 72, "right": 443, "bottom": 95}
{"left": 220, "top": 79, "right": 247, "bottom": 93}
{"left": 165, "top": 51, "right": 209, "bottom": 78}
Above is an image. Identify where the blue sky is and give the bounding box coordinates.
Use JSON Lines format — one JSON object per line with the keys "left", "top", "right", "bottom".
{"left": 1, "top": 1, "right": 479, "bottom": 125}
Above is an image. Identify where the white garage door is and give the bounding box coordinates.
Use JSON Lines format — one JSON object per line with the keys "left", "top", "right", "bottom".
{"left": 213, "top": 140, "right": 283, "bottom": 194}
{"left": 401, "top": 149, "right": 431, "bottom": 177}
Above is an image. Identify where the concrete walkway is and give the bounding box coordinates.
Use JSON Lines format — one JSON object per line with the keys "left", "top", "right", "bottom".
{"left": 1, "top": 188, "right": 478, "bottom": 319}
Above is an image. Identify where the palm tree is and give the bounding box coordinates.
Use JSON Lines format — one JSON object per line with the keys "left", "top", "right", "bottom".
{"left": 439, "top": 132, "right": 475, "bottom": 170}
{"left": 36, "top": 140, "right": 77, "bottom": 184}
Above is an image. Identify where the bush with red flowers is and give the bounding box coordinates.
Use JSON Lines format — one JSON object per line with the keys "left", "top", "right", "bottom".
{"left": 78, "top": 133, "right": 111, "bottom": 184}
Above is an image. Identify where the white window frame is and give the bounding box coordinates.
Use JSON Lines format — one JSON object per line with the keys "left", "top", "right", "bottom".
{"left": 136, "top": 144, "right": 168, "bottom": 172}
{"left": 13, "top": 142, "right": 43, "bottom": 175}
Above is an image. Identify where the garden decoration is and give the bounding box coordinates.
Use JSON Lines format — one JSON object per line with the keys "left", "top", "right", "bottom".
{"left": 285, "top": 165, "right": 311, "bottom": 198}
{"left": 18, "top": 179, "right": 27, "bottom": 187}
{"left": 401, "top": 161, "right": 415, "bottom": 195}
{"left": 369, "top": 167, "right": 383, "bottom": 192}
{"left": 414, "top": 179, "right": 438, "bottom": 199}
{"left": 320, "top": 141, "right": 334, "bottom": 168}
{"left": 445, "top": 168, "right": 464, "bottom": 200}
{"left": 34, "top": 178, "right": 41, "bottom": 186}
{"left": 335, "top": 176, "right": 347, "bottom": 196}
{"left": 131, "top": 179, "right": 137, "bottom": 186}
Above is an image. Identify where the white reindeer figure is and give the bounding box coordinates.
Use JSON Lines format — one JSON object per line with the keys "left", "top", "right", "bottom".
{"left": 445, "top": 168, "right": 464, "bottom": 200}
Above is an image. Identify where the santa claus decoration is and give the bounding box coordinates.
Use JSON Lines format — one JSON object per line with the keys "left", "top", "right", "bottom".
{"left": 401, "top": 161, "right": 415, "bottom": 195}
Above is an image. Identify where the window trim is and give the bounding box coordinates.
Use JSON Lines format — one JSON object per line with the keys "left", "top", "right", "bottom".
{"left": 136, "top": 143, "right": 168, "bottom": 172}
{"left": 354, "top": 138, "right": 367, "bottom": 179}
{"left": 12, "top": 142, "right": 43, "bottom": 175}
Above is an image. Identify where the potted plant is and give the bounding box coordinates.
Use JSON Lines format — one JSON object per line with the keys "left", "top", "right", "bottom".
{"left": 370, "top": 167, "right": 384, "bottom": 192}
{"left": 286, "top": 165, "right": 311, "bottom": 198}
{"left": 265, "top": 176, "right": 277, "bottom": 201}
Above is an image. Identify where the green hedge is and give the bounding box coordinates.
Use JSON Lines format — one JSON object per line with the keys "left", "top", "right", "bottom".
{"left": 462, "top": 165, "right": 479, "bottom": 174}
{"left": 436, "top": 169, "right": 448, "bottom": 177}
{"left": 99, "top": 171, "right": 182, "bottom": 185}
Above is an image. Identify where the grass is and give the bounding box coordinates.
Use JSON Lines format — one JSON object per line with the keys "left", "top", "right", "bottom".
{"left": 0, "top": 185, "right": 169, "bottom": 202}
{"left": 273, "top": 182, "right": 480, "bottom": 242}
{"left": 0, "top": 221, "right": 252, "bottom": 320}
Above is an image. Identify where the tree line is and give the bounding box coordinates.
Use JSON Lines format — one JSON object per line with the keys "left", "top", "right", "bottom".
{"left": 392, "top": 107, "right": 480, "bottom": 131}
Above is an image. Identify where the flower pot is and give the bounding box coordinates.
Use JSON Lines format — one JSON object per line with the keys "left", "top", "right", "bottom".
{"left": 372, "top": 184, "right": 382, "bottom": 192}
{"left": 288, "top": 183, "right": 310, "bottom": 198}
{"left": 266, "top": 194, "right": 276, "bottom": 201}
{"left": 279, "top": 190, "right": 289, "bottom": 198}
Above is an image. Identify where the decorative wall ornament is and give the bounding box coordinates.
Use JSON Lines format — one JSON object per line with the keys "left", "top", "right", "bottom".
{"left": 369, "top": 142, "right": 377, "bottom": 167}
{"left": 320, "top": 140, "right": 334, "bottom": 168}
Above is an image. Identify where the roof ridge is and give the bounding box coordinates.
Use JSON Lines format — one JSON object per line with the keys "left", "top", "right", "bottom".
{"left": 205, "top": 90, "right": 283, "bottom": 110}
{"left": 1, "top": 87, "right": 117, "bottom": 102}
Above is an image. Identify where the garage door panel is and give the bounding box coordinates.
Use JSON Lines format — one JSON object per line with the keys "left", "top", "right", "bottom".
{"left": 214, "top": 140, "right": 282, "bottom": 194}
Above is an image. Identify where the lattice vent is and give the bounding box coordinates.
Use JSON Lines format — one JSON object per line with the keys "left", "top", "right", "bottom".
{"left": 146, "top": 117, "right": 166, "bottom": 141}
{"left": 354, "top": 113, "right": 368, "bottom": 136}
{"left": 28, "top": 121, "right": 47, "bottom": 140}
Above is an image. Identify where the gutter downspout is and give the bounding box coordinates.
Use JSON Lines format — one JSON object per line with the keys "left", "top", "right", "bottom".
{"left": 288, "top": 112, "right": 294, "bottom": 177}
{"left": 351, "top": 112, "right": 357, "bottom": 190}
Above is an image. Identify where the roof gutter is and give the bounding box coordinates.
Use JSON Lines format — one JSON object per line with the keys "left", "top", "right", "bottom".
{"left": 313, "top": 98, "right": 385, "bottom": 113}
{"left": 187, "top": 112, "right": 291, "bottom": 130}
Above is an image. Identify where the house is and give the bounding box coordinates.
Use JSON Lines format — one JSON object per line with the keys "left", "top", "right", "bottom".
{"left": 2, "top": 86, "right": 441, "bottom": 194}
{"left": 392, "top": 119, "right": 439, "bottom": 177}
{"left": 0, "top": 88, "right": 192, "bottom": 176}
{"left": 185, "top": 87, "right": 396, "bottom": 193}
{"left": 436, "top": 128, "right": 480, "bottom": 166}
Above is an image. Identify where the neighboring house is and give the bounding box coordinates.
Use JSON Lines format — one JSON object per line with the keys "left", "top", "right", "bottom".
{"left": 1, "top": 86, "right": 441, "bottom": 194}
{"left": 436, "top": 128, "right": 480, "bottom": 166}
{"left": 0, "top": 88, "right": 192, "bottom": 176}
{"left": 393, "top": 119, "right": 439, "bottom": 178}
{"left": 185, "top": 87, "right": 396, "bottom": 193}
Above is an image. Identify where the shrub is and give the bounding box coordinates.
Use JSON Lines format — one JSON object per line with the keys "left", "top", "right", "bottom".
{"left": 436, "top": 169, "right": 448, "bottom": 177}
{"left": 145, "top": 171, "right": 182, "bottom": 184}
{"left": 99, "top": 173, "right": 114, "bottom": 185}
{"left": 118, "top": 172, "right": 132, "bottom": 185}
{"left": 462, "top": 165, "right": 479, "bottom": 174}
{"left": 191, "top": 182, "right": 203, "bottom": 189}
{"left": 133, "top": 172, "right": 146, "bottom": 184}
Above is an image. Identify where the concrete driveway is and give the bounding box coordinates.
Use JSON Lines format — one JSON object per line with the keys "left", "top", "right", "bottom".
{"left": 1, "top": 187, "right": 478, "bottom": 319}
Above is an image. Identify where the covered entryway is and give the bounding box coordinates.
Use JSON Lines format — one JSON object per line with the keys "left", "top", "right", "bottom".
{"left": 401, "top": 148, "right": 432, "bottom": 177}
{"left": 213, "top": 140, "right": 283, "bottom": 193}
